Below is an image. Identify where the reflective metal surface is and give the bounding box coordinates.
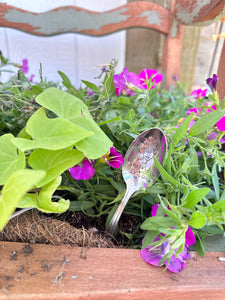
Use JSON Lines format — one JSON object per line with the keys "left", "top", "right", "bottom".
{"left": 106, "top": 128, "right": 167, "bottom": 235}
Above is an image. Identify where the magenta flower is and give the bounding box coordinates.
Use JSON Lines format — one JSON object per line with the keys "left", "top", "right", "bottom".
{"left": 190, "top": 88, "right": 207, "bottom": 99}
{"left": 69, "top": 159, "right": 95, "bottom": 180}
{"left": 138, "top": 69, "right": 163, "bottom": 89}
{"left": 102, "top": 147, "right": 124, "bottom": 168}
{"left": 113, "top": 68, "right": 141, "bottom": 96}
{"left": 186, "top": 107, "right": 202, "bottom": 116}
{"left": 216, "top": 116, "right": 225, "bottom": 131}
{"left": 141, "top": 204, "right": 195, "bottom": 273}
{"left": 205, "top": 102, "right": 217, "bottom": 113}
{"left": 206, "top": 74, "right": 218, "bottom": 92}
{"left": 20, "top": 59, "right": 29, "bottom": 74}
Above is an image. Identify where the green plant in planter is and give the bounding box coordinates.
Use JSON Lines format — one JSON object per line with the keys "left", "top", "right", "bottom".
{"left": 1, "top": 56, "right": 225, "bottom": 273}
{"left": 0, "top": 87, "right": 113, "bottom": 230}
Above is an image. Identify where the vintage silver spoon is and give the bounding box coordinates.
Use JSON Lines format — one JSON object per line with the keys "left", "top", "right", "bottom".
{"left": 106, "top": 128, "right": 167, "bottom": 235}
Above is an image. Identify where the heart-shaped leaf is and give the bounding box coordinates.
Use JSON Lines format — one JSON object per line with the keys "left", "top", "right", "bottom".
{"left": 36, "top": 88, "right": 113, "bottom": 158}
{"left": 12, "top": 107, "right": 93, "bottom": 151}
{"left": 0, "top": 134, "right": 25, "bottom": 185}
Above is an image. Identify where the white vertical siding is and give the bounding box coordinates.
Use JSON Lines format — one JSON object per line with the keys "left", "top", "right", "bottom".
{"left": 0, "top": 0, "right": 126, "bottom": 87}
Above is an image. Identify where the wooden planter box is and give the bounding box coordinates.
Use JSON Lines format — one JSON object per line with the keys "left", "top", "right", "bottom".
{"left": 1, "top": 241, "right": 225, "bottom": 299}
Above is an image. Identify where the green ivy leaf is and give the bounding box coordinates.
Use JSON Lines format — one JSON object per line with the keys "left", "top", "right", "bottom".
{"left": 12, "top": 107, "right": 93, "bottom": 151}
{"left": 183, "top": 188, "right": 210, "bottom": 208}
{"left": 28, "top": 148, "right": 84, "bottom": 187}
{"left": 0, "top": 169, "right": 46, "bottom": 230}
{"left": 35, "top": 88, "right": 113, "bottom": 158}
{"left": 0, "top": 134, "right": 25, "bottom": 185}
{"left": 188, "top": 211, "right": 207, "bottom": 229}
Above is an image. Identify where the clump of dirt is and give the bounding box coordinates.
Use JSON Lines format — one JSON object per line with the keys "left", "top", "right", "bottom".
{"left": 0, "top": 210, "right": 118, "bottom": 248}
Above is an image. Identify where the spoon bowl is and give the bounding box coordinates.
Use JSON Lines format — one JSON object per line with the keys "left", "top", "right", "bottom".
{"left": 106, "top": 128, "right": 167, "bottom": 235}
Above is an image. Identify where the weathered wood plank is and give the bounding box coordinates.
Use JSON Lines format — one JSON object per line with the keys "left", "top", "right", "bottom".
{"left": 217, "top": 39, "right": 225, "bottom": 100}
{"left": 161, "top": 0, "right": 183, "bottom": 89}
{"left": 125, "top": 0, "right": 164, "bottom": 73}
{"left": 0, "top": 241, "right": 225, "bottom": 299}
{"left": 0, "top": 2, "right": 170, "bottom": 36}
{"left": 174, "top": 0, "right": 225, "bottom": 25}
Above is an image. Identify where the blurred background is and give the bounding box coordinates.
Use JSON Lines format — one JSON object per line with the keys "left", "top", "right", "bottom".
{"left": 0, "top": 0, "right": 224, "bottom": 92}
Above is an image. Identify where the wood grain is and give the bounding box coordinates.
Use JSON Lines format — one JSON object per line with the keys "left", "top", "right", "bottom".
{"left": 161, "top": 0, "right": 183, "bottom": 89}
{"left": 217, "top": 39, "right": 225, "bottom": 100}
{"left": 0, "top": 241, "right": 225, "bottom": 299}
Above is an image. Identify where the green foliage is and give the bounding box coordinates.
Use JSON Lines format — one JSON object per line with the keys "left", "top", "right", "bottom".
{"left": 0, "top": 61, "right": 113, "bottom": 227}
{"left": 0, "top": 169, "right": 46, "bottom": 230}
{"left": 1, "top": 56, "right": 225, "bottom": 255}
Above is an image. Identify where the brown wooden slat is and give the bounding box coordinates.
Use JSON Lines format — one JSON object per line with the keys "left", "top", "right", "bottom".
{"left": 0, "top": 2, "right": 170, "bottom": 36}
{"left": 125, "top": 0, "right": 165, "bottom": 73}
{"left": 161, "top": 0, "right": 183, "bottom": 89}
{"left": 0, "top": 241, "right": 225, "bottom": 299}
{"left": 217, "top": 39, "right": 225, "bottom": 100}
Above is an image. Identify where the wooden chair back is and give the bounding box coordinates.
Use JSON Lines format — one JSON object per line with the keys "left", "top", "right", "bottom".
{"left": 0, "top": 0, "right": 225, "bottom": 94}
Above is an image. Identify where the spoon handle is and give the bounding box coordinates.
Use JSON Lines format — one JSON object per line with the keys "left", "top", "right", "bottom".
{"left": 106, "top": 188, "right": 135, "bottom": 235}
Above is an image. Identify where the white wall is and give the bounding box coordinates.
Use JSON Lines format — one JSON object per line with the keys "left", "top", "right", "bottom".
{"left": 0, "top": 0, "right": 126, "bottom": 87}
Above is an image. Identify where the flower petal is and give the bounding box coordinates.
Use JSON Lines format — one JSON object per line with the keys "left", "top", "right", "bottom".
{"left": 216, "top": 116, "right": 225, "bottom": 131}
{"left": 104, "top": 147, "right": 124, "bottom": 168}
{"left": 151, "top": 203, "right": 159, "bottom": 217}
{"left": 167, "top": 246, "right": 190, "bottom": 273}
{"left": 206, "top": 74, "right": 218, "bottom": 91}
{"left": 185, "top": 227, "right": 196, "bottom": 246}
{"left": 69, "top": 159, "right": 95, "bottom": 180}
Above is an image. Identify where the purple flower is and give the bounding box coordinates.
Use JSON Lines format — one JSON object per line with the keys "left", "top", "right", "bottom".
{"left": 69, "top": 159, "right": 95, "bottom": 180}
{"left": 206, "top": 74, "right": 218, "bottom": 92}
{"left": 20, "top": 59, "right": 29, "bottom": 74}
{"left": 87, "top": 88, "right": 94, "bottom": 96}
{"left": 190, "top": 88, "right": 207, "bottom": 99}
{"left": 141, "top": 204, "right": 196, "bottom": 273}
{"left": 113, "top": 68, "right": 141, "bottom": 96}
{"left": 102, "top": 147, "right": 124, "bottom": 168}
{"left": 138, "top": 69, "right": 163, "bottom": 89}
{"left": 29, "top": 74, "right": 35, "bottom": 82}
{"left": 141, "top": 237, "right": 191, "bottom": 273}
